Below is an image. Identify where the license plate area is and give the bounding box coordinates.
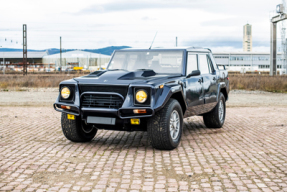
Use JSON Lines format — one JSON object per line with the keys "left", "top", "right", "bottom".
{"left": 87, "top": 116, "right": 116, "bottom": 125}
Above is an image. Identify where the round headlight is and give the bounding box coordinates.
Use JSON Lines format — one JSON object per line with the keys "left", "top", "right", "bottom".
{"left": 61, "top": 87, "right": 70, "bottom": 99}
{"left": 136, "top": 90, "right": 148, "bottom": 103}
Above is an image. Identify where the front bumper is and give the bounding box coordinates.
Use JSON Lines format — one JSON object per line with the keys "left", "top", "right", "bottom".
{"left": 54, "top": 102, "right": 153, "bottom": 131}
{"left": 54, "top": 103, "right": 154, "bottom": 119}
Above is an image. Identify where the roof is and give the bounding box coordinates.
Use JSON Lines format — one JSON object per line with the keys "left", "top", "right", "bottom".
{"left": 213, "top": 52, "right": 283, "bottom": 55}
{"left": 121, "top": 47, "right": 211, "bottom": 52}
{"left": 43, "top": 50, "right": 110, "bottom": 58}
{"left": 0, "top": 52, "right": 47, "bottom": 58}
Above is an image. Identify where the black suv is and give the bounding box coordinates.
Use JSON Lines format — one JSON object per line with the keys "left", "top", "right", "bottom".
{"left": 54, "top": 47, "right": 229, "bottom": 150}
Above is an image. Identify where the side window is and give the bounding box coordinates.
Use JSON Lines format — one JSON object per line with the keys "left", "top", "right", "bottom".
{"left": 199, "top": 54, "right": 210, "bottom": 74}
{"left": 207, "top": 55, "right": 215, "bottom": 72}
{"left": 186, "top": 53, "right": 198, "bottom": 75}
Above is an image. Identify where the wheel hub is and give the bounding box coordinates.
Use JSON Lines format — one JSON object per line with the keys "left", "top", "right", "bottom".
{"left": 170, "top": 110, "right": 180, "bottom": 141}
{"left": 219, "top": 100, "right": 224, "bottom": 123}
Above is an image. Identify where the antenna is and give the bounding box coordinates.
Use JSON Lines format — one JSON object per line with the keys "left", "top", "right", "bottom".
{"left": 149, "top": 32, "right": 158, "bottom": 49}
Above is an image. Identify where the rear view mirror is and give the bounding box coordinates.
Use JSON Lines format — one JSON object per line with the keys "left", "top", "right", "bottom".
{"left": 187, "top": 70, "right": 200, "bottom": 78}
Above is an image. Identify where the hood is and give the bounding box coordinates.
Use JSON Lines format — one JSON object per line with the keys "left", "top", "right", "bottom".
{"left": 74, "top": 70, "right": 182, "bottom": 86}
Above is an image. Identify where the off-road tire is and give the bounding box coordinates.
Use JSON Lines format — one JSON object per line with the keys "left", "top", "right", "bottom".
{"left": 203, "top": 93, "right": 226, "bottom": 128}
{"left": 147, "top": 99, "right": 183, "bottom": 150}
{"left": 61, "top": 112, "right": 97, "bottom": 142}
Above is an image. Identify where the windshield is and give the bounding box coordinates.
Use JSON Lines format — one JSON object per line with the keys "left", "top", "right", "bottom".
{"left": 107, "top": 51, "right": 184, "bottom": 74}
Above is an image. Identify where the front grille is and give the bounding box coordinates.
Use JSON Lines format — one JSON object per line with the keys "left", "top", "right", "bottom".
{"left": 79, "top": 85, "right": 128, "bottom": 98}
{"left": 82, "top": 94, "right": 124, "bottom": 109}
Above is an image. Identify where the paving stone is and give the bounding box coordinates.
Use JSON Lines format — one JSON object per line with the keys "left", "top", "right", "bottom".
{"left": 0, "top": 107, "right": 286, "bottom": 191}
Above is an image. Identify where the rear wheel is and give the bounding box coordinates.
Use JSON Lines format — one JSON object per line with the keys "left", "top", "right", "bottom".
{"left": 147, "top": 99, "right": 183, "bottom": 150}
{"left": 203, "top": 93, "right": 226, "bottom": 128}
{"left": 61, "top": 113, "right": 97, "bottom": 142}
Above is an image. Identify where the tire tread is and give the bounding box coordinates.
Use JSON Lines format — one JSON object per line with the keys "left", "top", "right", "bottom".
{"left": 147, "top": 99, "right": 183, "bottom": 150}
{"left": 203, "top": 93, "right": 225, "bottom": 128}
{"left": 61, "top": 113, "right": 96, "bottom": 142}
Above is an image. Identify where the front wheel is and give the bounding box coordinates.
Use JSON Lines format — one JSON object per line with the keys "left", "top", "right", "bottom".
{"left": 147, "top": 99, "right": 183, "bottom": 150}
{"left": 203, "top": 93, "right": 226, "bottom": 128}
{"left": 61, "top": 113, "right": 97, "bottom": 142}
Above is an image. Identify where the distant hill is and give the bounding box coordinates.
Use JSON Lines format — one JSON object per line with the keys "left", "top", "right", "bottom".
{"left": 0, "top": 46, "right": 131, "bottom": 56}
{"left": 0, "top": 48, "right": 46, "bottom": 52}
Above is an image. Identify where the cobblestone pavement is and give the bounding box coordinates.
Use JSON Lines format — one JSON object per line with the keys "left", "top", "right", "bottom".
{"left": 0, "top": 107, "right": 287, "bottom": 192}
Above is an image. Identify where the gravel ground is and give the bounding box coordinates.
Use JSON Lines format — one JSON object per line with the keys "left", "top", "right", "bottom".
{"left": 0, "top": 88, "right": 286, "bottom": 107}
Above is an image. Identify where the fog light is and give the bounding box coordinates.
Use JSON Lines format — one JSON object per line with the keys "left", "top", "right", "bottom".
{"left": 131, "top": 119, "right": 140, "bottom": 125}
{"left": 133, "top": 109, "right": 146, "bottom": 114}
{"left": 67, "top": 114, "right": 75, "bottom": 120}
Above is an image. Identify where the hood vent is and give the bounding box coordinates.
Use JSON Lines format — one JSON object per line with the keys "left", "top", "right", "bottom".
{"left": 118, "top": 70, "right": 156, "bottom": 80}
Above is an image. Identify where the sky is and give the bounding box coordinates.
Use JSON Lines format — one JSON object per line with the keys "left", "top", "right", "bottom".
{"left": 0, "top": 0, "right": 283, "bottom": 52}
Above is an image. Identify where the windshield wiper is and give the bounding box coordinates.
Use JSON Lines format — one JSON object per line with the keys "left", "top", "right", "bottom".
{"left": 107, "top": 69, "right": 127, "bottom": 71}
{"left": 136, "top": 69, "right": 154, "bottom": 71}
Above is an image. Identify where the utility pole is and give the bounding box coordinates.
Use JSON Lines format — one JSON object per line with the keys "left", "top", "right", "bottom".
{"left": 176, "top": 37, "right": 178, "bottom": 47}
{"left": 251, "top": 54, "right": 253, "bottom": 73}
{"left": 270, "top": 4, "right": 287, "bottom": 75}
{"left": 60, "top": 36, "right": 62, "bottom": 71}
{"left": 3, "top": 55, "right": 5, "bottom": 75}
{"left": 23, "top": 24, "right": 27, "bottom": 75}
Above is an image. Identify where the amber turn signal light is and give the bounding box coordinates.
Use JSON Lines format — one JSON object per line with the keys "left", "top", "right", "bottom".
{"left": 133, "top": 109, "right": 146, "bottom": 114}
{"left": 61, "top": 105, "right": 71, "bottom": 110}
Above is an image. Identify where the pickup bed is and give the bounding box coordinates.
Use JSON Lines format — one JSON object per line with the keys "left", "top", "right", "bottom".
{"left": 54, "top": 47, "right": 229, "bottom": 150}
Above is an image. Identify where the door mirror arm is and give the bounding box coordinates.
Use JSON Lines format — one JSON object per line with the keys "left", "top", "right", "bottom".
{"left": 186, "top": 70, "right": 201, "bottom": 78}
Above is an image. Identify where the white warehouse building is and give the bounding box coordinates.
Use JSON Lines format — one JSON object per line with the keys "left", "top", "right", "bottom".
{"left": 213, "top": 52, "right": 286, "bottom": 73}
{"left": 42, "top": 50, "right": 111, "bottom": 71}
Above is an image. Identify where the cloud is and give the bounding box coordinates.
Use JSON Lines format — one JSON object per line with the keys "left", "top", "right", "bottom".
{"left": 76, "top": 0, "right": 207, "bottom": 15}
{"left": 201, "top": 18, "right": 246, "bottom": 27}
{"left": 141, "top": 16, "right": 157, "bottom": 21}
{"left": 76, "top": 0, "right": 277, "bottom": 17}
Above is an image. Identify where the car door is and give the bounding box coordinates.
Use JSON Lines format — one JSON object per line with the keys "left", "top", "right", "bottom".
{"left": 198, "top": 54, "right": 217, "bottom": 113}
{"left": 206, "top": 54, "right": 218, "bottom": 103}
{"left": 183, "top": 53, "right": 205, "bottom": 117}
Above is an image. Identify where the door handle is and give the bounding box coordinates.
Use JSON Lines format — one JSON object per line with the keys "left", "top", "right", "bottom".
{"left": 198, "top": 78, "right": 202, "bottom": 83}
{"left": 213, "top": 77, "right": 216, "bottom": 81}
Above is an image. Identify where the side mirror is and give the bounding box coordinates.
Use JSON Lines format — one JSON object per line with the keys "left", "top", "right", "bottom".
{"left": 187, "top": 70, "right": 201, "bottom": 78}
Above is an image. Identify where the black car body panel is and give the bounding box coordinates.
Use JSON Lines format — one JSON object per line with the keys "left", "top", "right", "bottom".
{"left": 54, "top": 47, "right": 229, "bottom": 131}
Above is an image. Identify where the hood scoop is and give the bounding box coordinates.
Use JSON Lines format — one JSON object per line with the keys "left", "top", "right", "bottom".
{"left": 118, "top": 70, "right": 156, "bottom": 80}
{"left": 85, "top": 70, "right": 106, "bottom": 77}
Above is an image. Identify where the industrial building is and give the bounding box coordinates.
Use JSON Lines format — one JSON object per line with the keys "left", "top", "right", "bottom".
{"left": 1, "top": 50, "right": 286, "bottom": 73}
{"left": 213, "top": 52, "right": 286, "bottom": 73}
{"left": 243, "top": 24, "right": 252, "bottom": 52}
{"left": 42, "top": 50, "right": 110, "bottom": 71}
{"left": 0, "top": 51, "right": 47, "bottom": 72}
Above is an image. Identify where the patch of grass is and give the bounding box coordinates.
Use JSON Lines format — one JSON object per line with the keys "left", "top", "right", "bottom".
{"left": 0, "top": 74, "right": 81, "bottom": 88}
{"left": 1, "top": 74, "right": 287, "bottom": 93}
{"left": 229, "top": 74, "right": 287, "bottom": 93}
{"left": 0, "top": 82, "right": 8, "bottom": 88}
